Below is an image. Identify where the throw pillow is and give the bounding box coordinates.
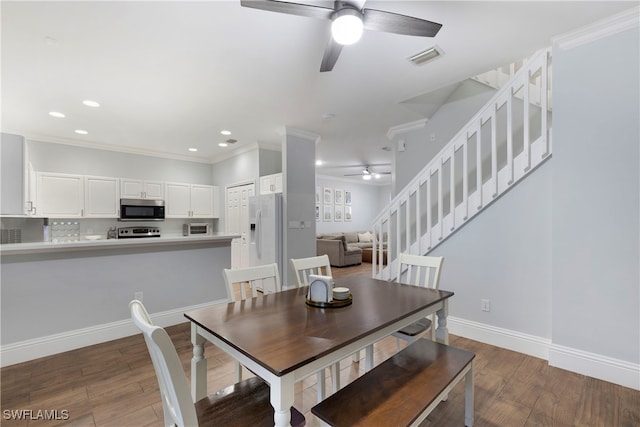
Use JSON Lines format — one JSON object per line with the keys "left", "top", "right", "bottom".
{"left": 358, "top": 232, "right": 371, "bottom": 243}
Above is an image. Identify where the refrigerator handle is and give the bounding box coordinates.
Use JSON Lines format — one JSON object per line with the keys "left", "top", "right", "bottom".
{"left": 255, "top": 208, "right": 262, "bottom": 258}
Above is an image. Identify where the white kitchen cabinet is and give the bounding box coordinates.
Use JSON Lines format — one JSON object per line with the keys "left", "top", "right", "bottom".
{"left": 165, "top": 182, "right": 219, "bottom": 218}
{"left": 259, "top": 173, "right": 282, "bottom": 195}
{"left": 120, "top": 179, "right": 164, "bottom": 199}
{"left": 36, "top": 172, "right": 84, "bottom": 217}
{"left": 84, "top": 176, "right": 119, "bottom": 218}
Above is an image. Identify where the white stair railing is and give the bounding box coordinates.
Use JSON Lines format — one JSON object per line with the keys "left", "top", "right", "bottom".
{"left": 371, "top": 48, "right": 553, "bottom": 280}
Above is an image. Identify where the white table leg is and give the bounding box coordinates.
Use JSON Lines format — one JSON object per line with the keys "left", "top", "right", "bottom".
{"left": 465, "top": 361, "right": 475, "bottom": 427}
{"left": 317, "top": 371, "right": 326, "bottom": 402}
{"left": 331, "top": 362, "right": 340, "bottom": 393}
{"left": 365, "top": 344, "right": 374, "bottom": 372}
{"left": 271, "top": 375, "right": 295, "bottom": 427}
{"left": 190, "top": 324, "right": 207, "bottom": 402}
{"left": 435, "top": 300, "right": 449, "bottom": 345}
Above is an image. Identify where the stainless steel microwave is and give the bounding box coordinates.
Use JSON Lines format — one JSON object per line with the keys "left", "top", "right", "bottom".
{"left": 120, "top": 198, "right": 165, "bottom": 221}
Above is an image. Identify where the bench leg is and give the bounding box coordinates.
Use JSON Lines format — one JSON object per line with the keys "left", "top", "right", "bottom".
{"left": 465, "top": 361, "right": 475, "bottom": 427}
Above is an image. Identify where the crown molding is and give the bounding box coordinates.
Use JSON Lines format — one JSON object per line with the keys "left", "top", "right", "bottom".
{"left": 552, "top": 6, "right": 639, "bottom": 50}
{"left": 209, "top": 142, "right": 259, "bottom": 165}
{"left": 386, "top": 118, "right": 428, "bottom": 140}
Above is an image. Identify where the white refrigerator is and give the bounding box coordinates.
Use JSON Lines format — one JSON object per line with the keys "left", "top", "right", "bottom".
{"left": 249, "top": 193, "right": 283, "bottom": 292}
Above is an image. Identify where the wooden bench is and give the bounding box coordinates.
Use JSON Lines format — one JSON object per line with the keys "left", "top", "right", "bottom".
{"left": 311, "top": 339, "right": 475, "bottom": 427}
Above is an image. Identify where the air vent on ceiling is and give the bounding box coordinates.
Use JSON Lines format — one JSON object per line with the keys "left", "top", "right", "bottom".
{"left": 408, "top": 46, "right": 444, "bottom": 66}
{"left": 226, "top": 138, "right": 237, "bottom": 144}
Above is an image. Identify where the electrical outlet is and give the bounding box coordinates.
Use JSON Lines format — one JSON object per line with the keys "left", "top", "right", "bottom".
{"left": 134, "top": 291, "right": 143, "bottom": 302}
{"left": 481, "top": 299, "right": 491, "bottom": 312}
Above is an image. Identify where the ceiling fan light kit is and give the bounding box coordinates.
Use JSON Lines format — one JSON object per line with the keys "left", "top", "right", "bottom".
{"left": 331, "top": 8, "right": 363, "bottom": 45}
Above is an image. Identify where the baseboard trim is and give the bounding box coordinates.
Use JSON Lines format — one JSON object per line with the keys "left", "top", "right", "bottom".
{"left": 448, "top": 316, "right": 639, "bottom": 390}
{"left": 0, "top": 299, "right": 226, "bottom": 367}
{"left": 549, "top": 344, "right": 640, "bottom": 391}
{"left": 448, "top": 316, "right": 551, "bottom": 360}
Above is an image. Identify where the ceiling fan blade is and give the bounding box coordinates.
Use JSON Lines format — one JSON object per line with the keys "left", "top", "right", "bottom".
{"left": 320, "top": 37, "right": 344, "bottom": 72}
{"left": 240, "top": 0, "right": 334, "bottom": 20}
{"left": 362, "top": 8, "right": 442, "bottom": 37}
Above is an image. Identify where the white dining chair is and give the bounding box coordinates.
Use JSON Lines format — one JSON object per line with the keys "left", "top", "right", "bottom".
{"left": 289, "top": 254, "right": 333, "bottom": 286}
{"left": 393, "top": 253, "right": 444, "bottom": 349}
{"left": 129, "top": 299, "right": 305, "bottom": 427}
{"left": 224, "top": 262, "right": 281, "bottom": 302}
{"left": 223, "top": 263, "right": 281, "bottom": 382}
{"left": 289, "top": 254, "right": 351, "bottom": 401}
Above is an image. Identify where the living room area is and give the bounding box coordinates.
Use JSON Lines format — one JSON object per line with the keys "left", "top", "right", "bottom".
{"left": 314, "top": 175, "right": 390, "bottom": 267}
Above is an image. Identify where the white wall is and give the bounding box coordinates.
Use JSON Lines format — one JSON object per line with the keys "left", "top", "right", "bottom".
{"left": 27, "top": 139, "right": 213, "bottom": 184}
{"left": 315, "top": 175, "right": 389, "bottom": 233}
{"left": 392, "top": 80, "right": 496, "bottom": 194}
{"left": 420, "top": 25, "right": 639, "bottom": 389}
{"left": 551, "top": 27, "right": 639, "bottom": 365}
{"left": 282, "top": 130, "right": 317, "bottom": 286}
{"left": 429, "top": 161, "right": 552, "bottom": 339}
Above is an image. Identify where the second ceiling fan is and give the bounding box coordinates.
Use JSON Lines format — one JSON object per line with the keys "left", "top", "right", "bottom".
{"left": 240, "top": 0, "right": 442, "bottom": 72}
{"left": 344, "top": 165, "right": 391, "bottom": 180}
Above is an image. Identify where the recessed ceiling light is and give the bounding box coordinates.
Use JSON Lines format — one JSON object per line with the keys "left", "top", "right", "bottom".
{"left": 49, "top": 111, "right": 65, "bottom": 118}
{"left": 188, "top": 148, "right": 198, "bottom": 152}
{"left": 74, "top": 129, "right": 88, "bottom": 135}
{"left": 316, "top": 160, "right": 323, "bottom": 166}
{"left": 221, "top": 130, "right": 231, "bottom": 136}
{"left": 83, "top": 100, "right": 100, "bottom": 108}
{"left": 218, "top": 142, "right": 228, "bottom": 147}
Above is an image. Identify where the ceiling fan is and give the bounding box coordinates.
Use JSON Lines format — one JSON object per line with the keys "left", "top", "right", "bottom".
{"left": 240, "top": 0, "right": 442, "bottom": 72}
{"left": 344, "top": 165, "right": 391, "bottom": 180}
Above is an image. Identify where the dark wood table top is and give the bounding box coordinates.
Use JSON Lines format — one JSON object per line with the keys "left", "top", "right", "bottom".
{"left": 185, "top": 275, "right": 453, "bottom": 377}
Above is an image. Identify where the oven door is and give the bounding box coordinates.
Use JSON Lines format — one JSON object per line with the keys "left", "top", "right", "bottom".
{"left": 120, "top": 199, "right": 165, "bottom": 221}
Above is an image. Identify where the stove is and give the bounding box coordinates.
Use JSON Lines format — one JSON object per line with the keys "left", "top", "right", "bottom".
{"left": 117, "top": 226, "right": 161, "bottom": 239}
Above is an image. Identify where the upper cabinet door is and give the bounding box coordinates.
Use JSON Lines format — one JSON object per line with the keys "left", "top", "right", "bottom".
{"left": 165, "top": 182, "right": 190, "bottom": 218}
{"left": 120, "top": 179, "right": 164, "bottom": 199}
{"left": 143, "top": 181, "right": 164, "bottom": 199}
{"left": 260, "top": 173, "right": 283, "bottom": 195}
{"left": 190, "top": 185, "right": 214, "bottom": 218}
{"left": 120, "top": 179, "right": 143, "bottom": 198}
{"left": 36, "top": 172, "right": 84, "bottom": 217}
{"left": 84, "top": 176, "right": 119, "bottom": 218}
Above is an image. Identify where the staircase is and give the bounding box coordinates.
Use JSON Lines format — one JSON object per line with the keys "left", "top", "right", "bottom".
{"left": 371, "top": 48, "right": 553, "bottom": 280}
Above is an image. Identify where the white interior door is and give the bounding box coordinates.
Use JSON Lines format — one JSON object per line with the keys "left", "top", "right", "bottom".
{"left": 226, "top": 183, "right": 254, "bottom": 269}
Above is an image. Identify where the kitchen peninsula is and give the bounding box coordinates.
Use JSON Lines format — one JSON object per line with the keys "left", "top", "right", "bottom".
{"left": 0, "top": 232, "right": 239, "bottom": 366}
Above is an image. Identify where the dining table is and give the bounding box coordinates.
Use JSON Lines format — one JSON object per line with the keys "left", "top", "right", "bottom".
{"left": 184, "top": 275, "right": 454, "bottom": 427}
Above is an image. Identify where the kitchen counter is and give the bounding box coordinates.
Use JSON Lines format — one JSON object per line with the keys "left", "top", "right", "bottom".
{"left": 2, "top": 231, "right": 239, "bottom": 366}
{"left": 0, "top": 233, "right": 240, "bottom": 255}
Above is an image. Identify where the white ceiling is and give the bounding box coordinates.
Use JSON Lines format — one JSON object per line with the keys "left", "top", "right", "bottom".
{"left": 1, "top": 1, "right": 633, "bottom": 183}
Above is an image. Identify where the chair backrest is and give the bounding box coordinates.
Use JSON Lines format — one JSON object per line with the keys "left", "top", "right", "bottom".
{"left": 130, "top": 300, "right": 198, "bottom": 427}
{"left": 290, "top": 254, "right": 333, "bottom": 287}
{"left": 223, "top": 263, "right": 282, "bottom": 302}
{"left": 397, "top": 253, "right": 444, "bottom": 290}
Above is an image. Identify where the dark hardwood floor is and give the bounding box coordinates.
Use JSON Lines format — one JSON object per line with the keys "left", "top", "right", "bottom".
{"left": 2, "top": 262, "right": 639, "bottom": 426}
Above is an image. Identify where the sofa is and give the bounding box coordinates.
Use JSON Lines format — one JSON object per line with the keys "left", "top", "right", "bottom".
{"left": 316, "top": 231, "right": 386, "bottom": 267}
